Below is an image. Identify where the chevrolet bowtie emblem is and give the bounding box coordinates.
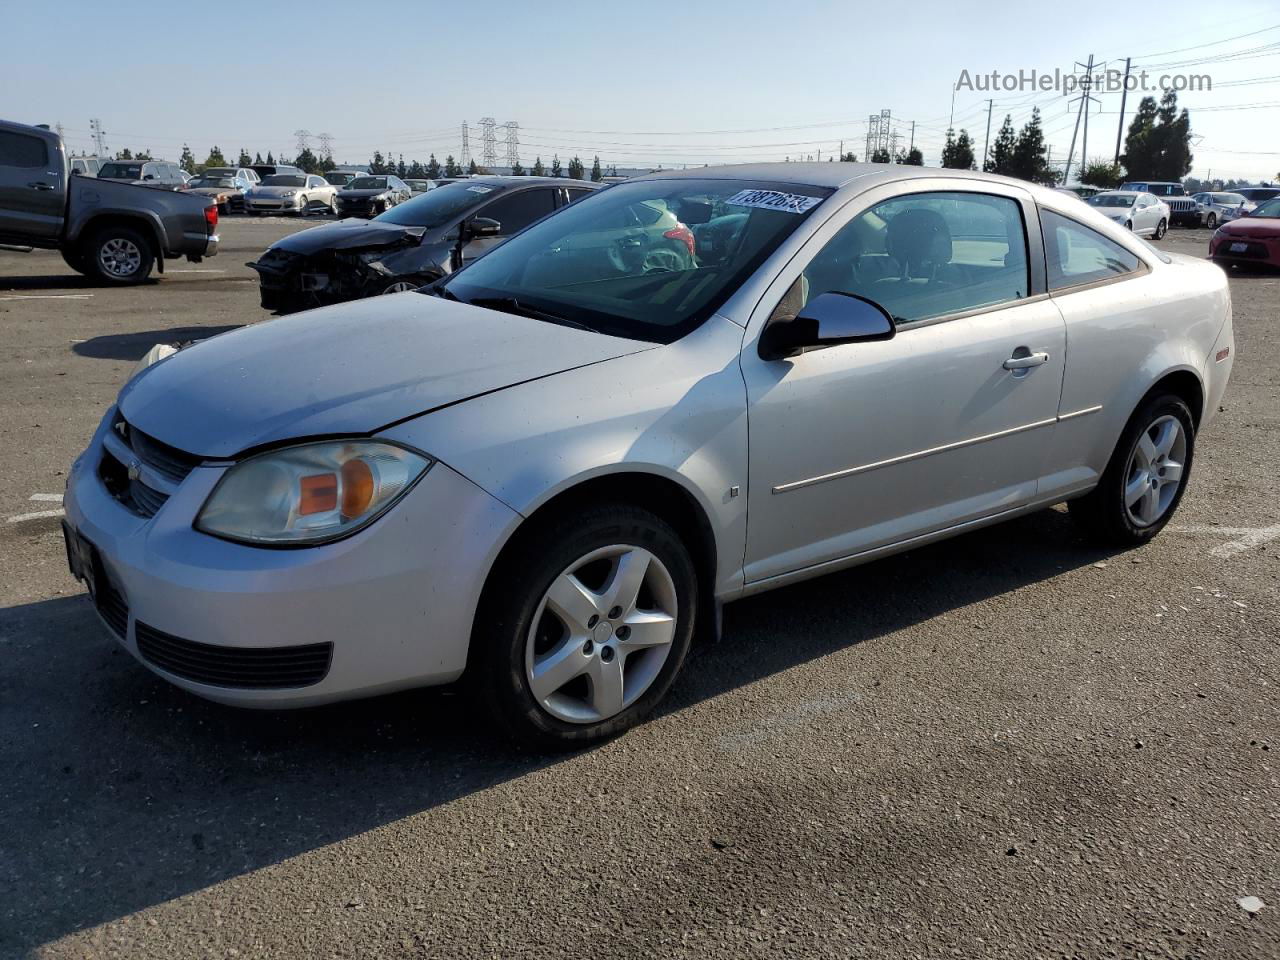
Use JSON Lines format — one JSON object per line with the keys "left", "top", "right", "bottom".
{"left": 114, "top": 420, "right": 128, "bottom": 438}
{"left": 127, "top": 459, "right": 141, "bottom": 481}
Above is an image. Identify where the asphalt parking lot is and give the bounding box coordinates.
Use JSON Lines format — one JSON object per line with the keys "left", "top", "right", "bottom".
{"left": 0, "top": 221, "right": 1277, "bottom": 959}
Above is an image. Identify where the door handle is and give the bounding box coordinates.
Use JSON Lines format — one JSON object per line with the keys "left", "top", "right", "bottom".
{"left": 28, "top": 182, "right": 54, "bottom": 191}
{"left": 1003, "top": 351, "right": 1050, "bottom": 370}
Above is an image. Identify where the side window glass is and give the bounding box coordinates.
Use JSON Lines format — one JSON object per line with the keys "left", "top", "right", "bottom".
{"left": 481, "top": 189, "right": 558, "bottom": 235}
{"left": 789, "top": 191, "right": 1029, "bottom": 326}
{"left": 565, "top": 188, "right": 592, "bottom": 204}
{"left": 1042, "top": 210, "right": 1141, "bottom": 290}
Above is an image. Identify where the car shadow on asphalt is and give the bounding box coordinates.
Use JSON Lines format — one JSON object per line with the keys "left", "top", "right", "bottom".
{"left": 0, "top": 274, "right": 109, "bottom": 291}
{"left": 0, "top": 507, "right": 1121, "bottom": 954}
{"left": 72, "top": 326, "right": 244, "bottom": 361}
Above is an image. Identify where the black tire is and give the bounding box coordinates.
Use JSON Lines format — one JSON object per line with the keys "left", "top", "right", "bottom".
{"left": 298, "top": 196, "right": 309, "bottom": 217}
{"left": 60, "top": 247, "right": 89, "bottom": 276}
{"left": 86, "top": 225, "right": 155, "bottom": 285}
{"left": 472, "top": 502, "right": 698, "bottom": 750}
{"left": 1206, "top": 213, "right": 1217, "bottom": 229}
{"left": 1125, "top": 220, "right": 1133, "bottom": 231}
{"left": 1070, "top": 392, "right": 1196, "bottom": 546}
{"left": 1154, "top": 218, "right": 1167, "bottom": 240}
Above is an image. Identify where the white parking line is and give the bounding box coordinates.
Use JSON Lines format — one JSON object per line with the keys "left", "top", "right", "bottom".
{"left": 167, "top": 269, "right": 226, "bottom": 273}
{"left": 0, "top": 294, "right": 94, "bottom": 301}
{"left": 6, "top": 509, "right": 65, "bottom": 523}
{"left": 29, "top": 493, "right": 63, "bottom": 502}
{"left": 1171, "top": 523, "right": 1280, "bottom": 558}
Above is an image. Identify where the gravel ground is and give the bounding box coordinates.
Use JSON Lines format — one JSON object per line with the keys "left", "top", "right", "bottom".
{"left": 0, "top": 220, "right": 1276, "bottom": 960}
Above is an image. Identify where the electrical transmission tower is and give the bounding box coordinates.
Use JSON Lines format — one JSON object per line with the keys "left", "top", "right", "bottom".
{"left": 317, "top": 132, "right": 333, "bottom": 157}
{"left": 89, "top": 118, "right": 108, "bottom": 156}
{"left": 293, "top": 129, "right": 311, "bottom": 155}
{"left": 460, "top": 122, "right": 470, "bottom": 165}
{"left": 865, "top": 110, "right": 895, "bottom": 161}
{"left": 479, "top": 117, "right": 498, "bottom": 169}
{"left": 503, "top": 121, "right": 520, "bottom": 169}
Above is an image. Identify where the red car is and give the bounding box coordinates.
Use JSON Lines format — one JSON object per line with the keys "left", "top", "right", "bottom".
{"left": 1210, "top": 196, "right": 1280, "bottom": 269}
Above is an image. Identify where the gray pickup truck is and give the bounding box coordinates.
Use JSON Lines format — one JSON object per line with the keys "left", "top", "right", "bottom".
{"left": 0, "top": 119, "right": 218, "bottom": 284}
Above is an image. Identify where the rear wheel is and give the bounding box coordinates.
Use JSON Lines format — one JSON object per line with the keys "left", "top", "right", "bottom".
{"left": 87, "top": 225, "right": 154, "bottom": 284}
{"left": 1206, "top": 213, "right": 1217, "bottom": 229}
{"left": 1071, "top": 393, "right": 1195, "bottom": 546}
{"left": 473, "top": 503, "right": 697, "bottom": 749}
{"left": 1154, "top": 218, "right": 1167, "bottom": 240}
{"left": 381, "top": 280, "right": 419, "bottom": 294}
{"left": 328, "top": 194, "right": 339, "bottom": 216}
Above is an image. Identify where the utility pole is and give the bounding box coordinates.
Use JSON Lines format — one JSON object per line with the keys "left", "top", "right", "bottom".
{"left": 982, "top": 99, "right": 994, "bottom": 171}
{"left": 1080, "top": 57, "right": 1094, "bottom": 177}
{"left": 1063, "top": 54, "right": 1099, "bottom": 184}
{"left": 909, "top": 121, "right": 916, "bottom": 155}
{"left": 1113, "top": 57, "right": 1131, "bottom": 166}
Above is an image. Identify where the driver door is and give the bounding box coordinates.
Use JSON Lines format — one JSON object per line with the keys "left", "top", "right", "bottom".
{"left": 461, "top": 187, "right": 559, "bottom": 265}
{"left": 740, "top": 182, "right": 1067, "bottom": 584}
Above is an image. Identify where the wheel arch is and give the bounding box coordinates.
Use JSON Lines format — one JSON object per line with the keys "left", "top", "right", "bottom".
{"left": 74, "top": 213, "right": 166, "bottom": 273}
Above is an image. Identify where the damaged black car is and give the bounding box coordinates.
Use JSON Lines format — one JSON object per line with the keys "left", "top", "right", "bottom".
{"left": 247, "top": 176, "right": 599, "bottom": 314}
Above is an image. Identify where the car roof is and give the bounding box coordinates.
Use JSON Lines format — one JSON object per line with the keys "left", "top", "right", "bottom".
{"left": 456, "top": 175, "right": 599, "bottom": 188}
{"left": 1096, "top": 190, "right": 1141, "bottom": 197}
{"left": 630, "top": 162, "right": 1071, "bottom": 196}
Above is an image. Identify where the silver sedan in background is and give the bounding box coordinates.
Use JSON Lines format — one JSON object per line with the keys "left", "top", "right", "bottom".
{"left": 245, "top": 173, "right": 339, "bottom": 216}
{"left": 63, "top": 164, "right": 1233, "bottom": 748}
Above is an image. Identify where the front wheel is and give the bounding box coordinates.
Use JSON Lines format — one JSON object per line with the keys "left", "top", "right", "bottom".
{"left": 1070, "top": 393, "right": 1195, "bottom": 546}
{"left": 297, "top": 195, "right": 309, "bottom": 217}
{"left": 473, "top": 503, "right": 697, "bottom": 749}
{"left": 1125, "top": 220, "right": 1133, "bottom": 231}
{"left": 1154, "top": 218, "right": 1167, "bottom": 240}
{"left": 1206, "top": 213, "right": 1217, "bottom": 229}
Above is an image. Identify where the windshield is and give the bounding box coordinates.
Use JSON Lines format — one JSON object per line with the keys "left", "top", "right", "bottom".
{"left": 347, "top": 177, "right": 388, "bottom": 190}
{"left": 99, "top": 162, "right": 143, "bottom": 179}
{"left": 261, "top": 174, "right": 306, "bottom": 187}
{"left": 375, "top": 181, "right": 499, "bottom": 227}
{"left": 1089, "top": 195, "right": 1135, "bottom": 208}
{"left": 1238, "top": 188, "right": 1280, "bottom": 202}
{"left": 325, "top": 172, "right": 355, "bottom": 185}
{"left": 406, "top": 180, "right": 429, "bottom": 189}
{"left": 1251, "top": 197, "right": 1280, "bottom": 218}
{"left": 440, "top": 178, "right": 832, "bottom": 344}
{"left": 204, "top": 168, "right": 236, "bottom": 177}
{"left": 190, "top": 177, "right": 234, "bottom": 187}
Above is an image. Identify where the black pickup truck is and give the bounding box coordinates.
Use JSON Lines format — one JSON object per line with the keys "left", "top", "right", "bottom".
{"left": 0, "top": 119, "right": 218, "bottom": 283}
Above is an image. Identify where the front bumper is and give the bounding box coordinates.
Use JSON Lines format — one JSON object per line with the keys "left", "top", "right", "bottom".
{"left": 246, "top": 197, "right": 303, "bottom": 214}
{"left": 1210, "top": 235, "right": 1280, "bottom": 267}
{"left": 62, "top": 408, "right": 520, "bottom": 708}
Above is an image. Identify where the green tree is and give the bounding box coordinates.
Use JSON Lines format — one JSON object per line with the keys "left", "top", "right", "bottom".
{"left": 940, "top": 128, "right": 976, "bottom": 170}
{"left": 1120, "top": 96, "right": 1159, "bottom": 180}
{"left": 468, "top": 158, "right": 479, "bottom": 175}
{"left": 567, "top": 155, "right": 585, "bottom": 179}
{"left": 319, "top": 154, "right": 336, "bottom": 173}
{"left": 1010, "top": 108, "right": 1056, "bottom": 184}
{"left": 237, "top": 148, "right": 252, "bottom": 167}
{"left": 984, "top": 115, "right": 1016, "bottom": 176}
{"left": 870, "top": 148, "right": 891, "bottom": 163}
{"left": 550, "top": 154, "right": 562, "bottom": 178}
{"left": 899, "top": 146, "right": 924, "bottom": 165}
{"left": 510, "top": 160, "right": 526, "bottom": 176}
{"left": 179, "top": 144, "right": 196, "bottom": 173}
{"left": 266, "top": 151, "right": 275, "bottom": 164}
{"left": 204, "top": 146, "right": 227, "bottom": 168}
{"left": 840, "top": 151, "right": 858, "bottom": 162}
{"left": 397, "top": 155, "right": 407, "bottom": 178}
{"left": 407, "top": 160, "right": 426, "bottom": 178}
{"left": 116, "top": 148, "right": 133, "bottom": 160}
{"left": 254, "top": 151, "right": 264, "bottom": 164}
{"left": 590, "top": 155, "right": 602, "bottom": 182}
{"left": 1153, "top": 90, "right": 1193, "bottom": 181}
{"left": 295, "top": 146, "right": 319, "bottom": 172}
{"left": 1080, "top": 161, "right": 1124, "bottom": 188}
{"left": 444, "top": 155, "right": 461, "bottom": 177}
{"left": 531, "top": 156, "right": 545, "bottom": 177}
{"left": 369, "top": 151, "right": 386, "bottom": 174}
{"left": 426, "top": 154, "right": 441, "bottom": 179}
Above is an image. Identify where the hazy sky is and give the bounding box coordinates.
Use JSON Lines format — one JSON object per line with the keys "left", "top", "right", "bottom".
{"left": 5, "top": 0, "right": 1278, "bottom": 182}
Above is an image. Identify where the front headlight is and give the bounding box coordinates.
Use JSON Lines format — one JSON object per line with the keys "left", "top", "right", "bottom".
{"left": 196, "top": 440, "right": 432, "bottom": 545}
{"left": 280, "top": 190, "right": 297, "bottom": 198}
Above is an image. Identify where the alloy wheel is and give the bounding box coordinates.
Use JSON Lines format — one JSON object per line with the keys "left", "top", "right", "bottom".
{"left": 1124, "top": 414, "right": 1187, "bottom": 527}
{"left": 524, "top": 544, "right": 678, "bottom": 724}
{"left": 382, "top": 281, "right": 418, "bottom": 294}
{"left": 98, "top": 238, "right": 142, "bottom": 278}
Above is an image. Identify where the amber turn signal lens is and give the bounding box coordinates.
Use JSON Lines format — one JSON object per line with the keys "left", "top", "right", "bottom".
{"left": 299, "top": 473, "right": 338, "bottom": 515}
{"left": 341, "top": 458, "right": 375, "bottom": 519}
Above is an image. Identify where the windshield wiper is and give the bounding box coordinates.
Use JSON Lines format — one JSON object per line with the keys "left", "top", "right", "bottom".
{"left": 466, "top": 296, "right": 594, "bottom": 332}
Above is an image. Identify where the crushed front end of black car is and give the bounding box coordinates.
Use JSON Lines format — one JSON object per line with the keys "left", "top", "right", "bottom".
{"left": 247, "top": 224, "right": 448, "bottom": 314}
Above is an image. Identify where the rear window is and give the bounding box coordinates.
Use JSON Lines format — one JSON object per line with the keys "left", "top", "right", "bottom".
{"left": 99, "top": 162, "right": 143, "bottom": 179}
{"left": 0, "top": 132, "right": 49, "bottom": 168}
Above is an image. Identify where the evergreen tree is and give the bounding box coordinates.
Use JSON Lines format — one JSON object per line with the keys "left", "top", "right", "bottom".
{"left": 407, "top": 160, "right": 427, "bottom": 178}
{"left": 1153, "top": 90, "right": 1193, "bottom": 181}
{"left": 179, "top": 144, "right": 196, "bottom": 173}
{"left": 369, "top": 151, "right": 386, "bottom": 174}
{"left": 254, "top": 151, "right": 264, "bottom": 164}
{"left": 294, "top": 146, "right": 319, "bottom": 172}
{"left": 550, "top": 154, "right": 562, "bottom": 177}
{"left": 870, "top": 148, "right": 891, "bottom": 163}
{"left": 426, "top": 154, "right": 442, "bottom": 179}
{"left": 840, "top": 151, "right": 858, "bottom": 162}
{"left": 266, "top": 151, "right": 275, "bottom": 164}
{"left": 116, "top": 148, "right": 133, "bottom": 160}
{"left": 510, "top": 160, "right": 526, "bottom": 176}
{"left": 319, "top": 154, "right": 336, "bottom": 173}
{"left": 568, "top": 155, "right": 585, "bottom": 180}
{"left": 444, "top": 155, "right": 461, "bottom": 177}
{"left": 899, "top": 146, "right": 924, "bottom": 166}
{"left": 397, "top": 154, "right": 407, "bottom": 178}
{"left": 940, "top": 128, "right": 976, "bottom": 170}
{"left": 1010, "top": 108, "right": 1056, "bottom": 184}
{"left": 532, "top": 156, "right": 545, "bottom": 177}
{"left": 204, "top": 146, "right": 227, "bottom": 168}
{"left": 591, "top": 155, "right": 602, "bottom": 182}
{"left": 984, "top": 115, "right": 1016, "bottom": 175}
{"left": 468, "top": 158, "right": 479, "bottom": 175}
{"left": 1080, "top": 161, "right": 1123, "bottom": 189}
{"left": 237, "top": 148, "right": 252, "bottom": 166}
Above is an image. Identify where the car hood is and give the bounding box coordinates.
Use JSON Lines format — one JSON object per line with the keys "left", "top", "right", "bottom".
{"left": 250, "top": 186, "right": 306, "bottom": 197}
{"left": 118, "top": 294, "right": 655, "bottom": 458}
{"left": 189, "top": 186, "right": 238, "bottom": 196}
{"left": 1218, "top": 217, "right": 1280, "bottom": 237}
{"left": 270, "top": 219, "right": 427, "bottom": 254}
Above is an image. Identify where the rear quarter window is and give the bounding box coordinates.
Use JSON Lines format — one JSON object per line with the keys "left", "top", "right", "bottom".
{"left": 1042, "top": 209, "right": 1142, "bottom": 290}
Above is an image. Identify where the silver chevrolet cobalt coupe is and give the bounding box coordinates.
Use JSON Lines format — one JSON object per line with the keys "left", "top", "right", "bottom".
{"left": 64, "top": 164, "right": 1234, "bottom": 747}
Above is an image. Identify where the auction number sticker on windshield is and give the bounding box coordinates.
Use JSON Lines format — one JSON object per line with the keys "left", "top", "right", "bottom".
{"left": 725, "top": 189, "right": 821, "bottom": 214}
{"left": 467, "top": 185, "right": 494, "bottom": 193}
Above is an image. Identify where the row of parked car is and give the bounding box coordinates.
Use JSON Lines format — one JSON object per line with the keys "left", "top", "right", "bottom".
{"left": 1065, "top": 179, "right": 1280, "bottom": 232}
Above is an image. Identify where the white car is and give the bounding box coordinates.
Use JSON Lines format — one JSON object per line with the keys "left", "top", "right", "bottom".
{"left": 244, "top": 173, "right": 339, "bottom": 217}
{"left": 62, "top": 164, "right": 1233, "bottom": 747}
{"left": 1192, "top": 192, "right": 1248, "bottom": 229}
{"left": 1085, "top": 191, "right": 1170, "bottom": 238}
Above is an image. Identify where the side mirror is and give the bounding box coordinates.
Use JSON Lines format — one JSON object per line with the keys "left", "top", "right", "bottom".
{"left": 143, "top": 174, "right": 155, "bottom": 180}
{"left": 467, "top": 217, "right": 501, "bottom": 239}
{"left": 758, "top": 291, "right": 895, "bottom": 361}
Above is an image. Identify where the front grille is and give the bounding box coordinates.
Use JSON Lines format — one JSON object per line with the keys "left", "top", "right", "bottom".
{"left": 99, "top": 451, "right": 168, "bottom": 518}
{"left": 135, "top": 622, "right": 333, "bottom": 689}
{"left": 116, "top": 413, "right": 200, "bottom": 484}
{"left": 1168, "top": 199, "right": 1196, "bottom": 212}
{"left": 95, "top": 576, "right": 129, "bottom": 639}
{"left": 1221, "top": 241, "right": 1269, "bottom": 259}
